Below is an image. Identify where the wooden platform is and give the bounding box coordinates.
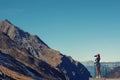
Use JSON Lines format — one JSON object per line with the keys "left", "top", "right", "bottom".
{"left": 89, "top": 78, "right": 120, "bottom": 80}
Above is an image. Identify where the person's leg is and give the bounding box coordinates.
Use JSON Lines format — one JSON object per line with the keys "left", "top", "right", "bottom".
{"left": 96, "top": 66, "right": 99, "bottom": 78}
{"left": 97, "top": 66, "right": 101, "bottom": 78}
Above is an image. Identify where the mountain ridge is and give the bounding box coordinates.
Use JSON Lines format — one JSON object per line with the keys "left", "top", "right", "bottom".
{"left": 0, "top": 19, "right": 91, "bottom": 80}
{"left": 0, "top": 30, "right": 65, "bottom": 80}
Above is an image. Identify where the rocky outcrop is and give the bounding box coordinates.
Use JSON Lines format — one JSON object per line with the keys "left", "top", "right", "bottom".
{"left": 0, "top": 19, "right": 91, "bottom": 80}
{"left": 0, "top": 31, "right": 65, "bottom": 80}
{"left": 0, "top": 65, "right": 33, "bottom": 80}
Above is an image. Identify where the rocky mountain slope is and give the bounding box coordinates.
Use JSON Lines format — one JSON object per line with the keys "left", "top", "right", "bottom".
{"left": 0, "top": 19, "right": 91, "bottom": 80}
{"left": 0, "top": 65, "right": 33, "bottom": 80}
{"left": 0, "top": 31, "right": 65, "bottom": 80}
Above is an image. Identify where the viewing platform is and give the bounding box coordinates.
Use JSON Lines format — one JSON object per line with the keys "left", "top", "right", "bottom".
{"left": 89, "top": 78, "right": 120, "bottom": 80}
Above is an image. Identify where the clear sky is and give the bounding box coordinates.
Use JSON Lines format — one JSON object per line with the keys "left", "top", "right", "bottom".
{"left": 0, "top": 0, "right": 120, "bottom": 62}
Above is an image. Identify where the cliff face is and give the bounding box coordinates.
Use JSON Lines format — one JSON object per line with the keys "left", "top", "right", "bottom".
{"left": 0, "top": 19, "right": 91, "bottom": 80}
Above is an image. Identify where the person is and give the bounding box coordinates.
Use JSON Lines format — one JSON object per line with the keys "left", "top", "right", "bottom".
{"left": 94, "top": 54, "right": 101, "bottom": 78}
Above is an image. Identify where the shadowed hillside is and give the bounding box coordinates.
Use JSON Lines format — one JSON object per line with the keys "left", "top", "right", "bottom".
{"left": 0, "top": 66, "right": 33, "bottom": 80}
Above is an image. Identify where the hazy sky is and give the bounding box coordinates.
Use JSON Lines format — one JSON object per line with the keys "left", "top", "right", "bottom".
{"left": 0, "top": 0, "right": 120, "bottom": 62}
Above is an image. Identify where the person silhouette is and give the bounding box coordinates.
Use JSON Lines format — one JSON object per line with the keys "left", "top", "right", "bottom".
{"left": 94, "top": 54, "right": 101, "bottom": 78}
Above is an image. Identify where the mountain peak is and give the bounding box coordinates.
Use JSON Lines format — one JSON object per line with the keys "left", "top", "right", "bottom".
{"left": 0, "top": 19, "right": 16, "bottom": 39}
{"left": 2, "top": 19, "right": 13, "bottom": 25}
{"left": 0, "top": 19, "right": 91, "bottom": 80}
{"left": 0, "top": 19, "right": 49, "bottom": 55}
{"left": 4, "top": 19, "right": 11, "bottom": 23}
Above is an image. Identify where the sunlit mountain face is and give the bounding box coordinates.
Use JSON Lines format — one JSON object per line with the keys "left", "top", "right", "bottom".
{"left": 0, "top": 19, "right": 91, "bottom": 80}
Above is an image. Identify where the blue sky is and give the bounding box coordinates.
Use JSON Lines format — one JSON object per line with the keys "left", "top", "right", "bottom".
{"left": 0, "top": 0, "right": 120, "bottom": 62}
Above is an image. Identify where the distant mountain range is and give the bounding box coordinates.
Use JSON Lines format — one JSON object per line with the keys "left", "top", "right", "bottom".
{"left": 81, "top": 61, "right": 120, "bottom": 78}
{"left": 105, "top": 66, "right": 120, "bottom": 78}
{"left": 0, "top": 19, "right": 91, "bottom": 80}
